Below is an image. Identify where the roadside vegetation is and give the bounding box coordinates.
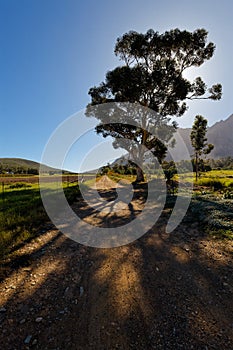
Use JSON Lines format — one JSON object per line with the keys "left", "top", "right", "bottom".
{"left": 0, "top": 179, "right": 80, "bottom": 261}
{"left": 0, "top": 165, "right": 233, "bottom": 262}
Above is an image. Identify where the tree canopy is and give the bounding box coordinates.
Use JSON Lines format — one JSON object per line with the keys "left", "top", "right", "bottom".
{"left": 190, "top": 115, "right": 214, "bottom": 180}
{"left": 87, "top": 28, "right": 222, "bottom": 181}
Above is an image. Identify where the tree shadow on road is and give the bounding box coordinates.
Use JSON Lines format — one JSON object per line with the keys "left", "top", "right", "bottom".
{"left": 0, "top": 187, "right": 232, "bottom": 350}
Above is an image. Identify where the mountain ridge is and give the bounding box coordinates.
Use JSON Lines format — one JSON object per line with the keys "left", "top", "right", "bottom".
{"left": 172, "top": 113, "right": 233, "bottom": 160}
{"left": 0, "top": 158, "right": 71, "bottom": 174}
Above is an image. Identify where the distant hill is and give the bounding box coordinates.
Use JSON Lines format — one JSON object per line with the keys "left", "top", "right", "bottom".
{"left": 0, "top": 158, "right": 71, "bottom": 174}
{"left": 171, "top": 114, "right": 233, "bottom": 161}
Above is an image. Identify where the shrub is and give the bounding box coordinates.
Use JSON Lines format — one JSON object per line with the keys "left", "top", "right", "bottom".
{"left": 197, "top": 178, "right": 224, "bottom": 190}
{"left": 8, "top": 182, "right": 31, "bottom": 189}
{"left": 223, "top": 190, "right": 233, "bottom": 199}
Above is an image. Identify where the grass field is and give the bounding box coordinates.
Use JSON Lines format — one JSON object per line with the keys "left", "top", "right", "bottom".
{"left": 0, "top": 170, "right": 232, "bottom": 261}
{"left": 0, "top": 178, "right": 81, "bottom": 260}
{"left": 177, "top": 169, "right": 233, "bottom": 190}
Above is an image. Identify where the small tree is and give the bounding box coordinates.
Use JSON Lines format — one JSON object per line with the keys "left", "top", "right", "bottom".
{"left": 190, "top": 115, "right": 214, "bottom": 181}
{"left": 162, "top": 161, "right": 177, "bottom": 183}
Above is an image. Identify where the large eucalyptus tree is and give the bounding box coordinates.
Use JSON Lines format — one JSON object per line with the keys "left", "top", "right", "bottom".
{"left": 87, "top": 28, "right": 222, "bottom": 181}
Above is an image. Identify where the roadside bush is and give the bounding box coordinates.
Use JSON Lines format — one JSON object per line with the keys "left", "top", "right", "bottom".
{"left": 8, "top": 182, "right": 31, "bottom": 189}
{"left": 223, "top": 190, "right": 233, "bottom": 199}
{"left": 197, "top": 178, "right": 223, "bottom": 190}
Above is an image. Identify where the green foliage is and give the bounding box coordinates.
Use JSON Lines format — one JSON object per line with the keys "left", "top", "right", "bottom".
{"left": 191, "top": 115, "right": 212, "bottom": 153}
{"left": 8, "top": 182, "right": 32, "bottom": 189}
{"left": 0, "top": 158, "right": 40, "bottom": 174}
{"left": 197, "top": 178, "right": 223, "bottom": 190}
{"left": 189, "top": 198, "right": 233, "bottom": 240}
{"left": 191, "top": 158, "right": 212, "bottom": 173}
{"left": 100, "top": 163, "right": 137, "bottom": 176}
{"left": 0, "top": 185, "right": 45, "bottom": 258}
{"left": 0, "top": 158, "right": 65, "bottom": 175}
{"left": 89, "top": 28, "right": 222, "bottom": 110}
{"left": 208, "top": 157, "right": 233, "bottom": 170}
{"left": 191, "top": 115, "right": 214, "bottom": 180}
{"left": 87, "top": 28, "right": 221, "bottom": 182}
{"left": 0, "top": 181, "right": 79, "bottom": 259}
{"left": 223, "top": 190, "right": 233, "bottom": 199}
{"left": 176, "top": 169, "right": 233, "bottom": 190}
{"left": 162, "top": 161, "right": 177, "bottom": 182}
{"left": 174, "top": 160, "right": 194, "bottom": 173}
{"left": 208, "top": 229, "right": 233, "bottom": 240}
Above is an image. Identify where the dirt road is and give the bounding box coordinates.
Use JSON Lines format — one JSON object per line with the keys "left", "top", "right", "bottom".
{"left": 0, "top": 183, "right": 232, "bottom": 349}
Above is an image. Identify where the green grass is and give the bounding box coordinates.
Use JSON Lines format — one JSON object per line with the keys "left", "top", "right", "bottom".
{"left": 189, "top": 197, "right": 233, "bottom": 240}
{"left": 168, "top": 170, "right": 233, "bottom": 240}
{"left": 176, "top": 170, "right": 233, "bottom": 188}
{"left": 204, "top": 169, "right": 233, "bottom": 177}
{"left": 197, "top": 170, "right": 233, "bottom": 188}
{"left": 1, "top": 170, "right": 232, "bottom": 261}
{"left": 0, "top": 180, "right": 79, "bottom": 260}
{"left": 208, "top": 228, "right": 233, "bottom": 240}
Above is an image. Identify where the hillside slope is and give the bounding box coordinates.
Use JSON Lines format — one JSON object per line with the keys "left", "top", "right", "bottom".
{"left": 172, "top": 114, "right": 233, "bottom": 160}
{"left": 0, "top": 158, "right": 67, "bottom": 174}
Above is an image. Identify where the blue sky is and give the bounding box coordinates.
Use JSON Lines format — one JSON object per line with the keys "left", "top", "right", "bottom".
{"left": 0, "top": 0, "right": 232, "bottom": 171}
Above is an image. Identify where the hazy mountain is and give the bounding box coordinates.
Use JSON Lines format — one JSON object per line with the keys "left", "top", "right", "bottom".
{"left": 171, "top": 114, "right": 233, "bottom": 161}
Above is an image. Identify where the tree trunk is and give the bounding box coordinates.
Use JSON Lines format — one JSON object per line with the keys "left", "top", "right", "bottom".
{"left": 136, "top": 166, "right": 145, "bottom": 182}
{"left": 195, "top": 152, "right": 198, "bottom": 182}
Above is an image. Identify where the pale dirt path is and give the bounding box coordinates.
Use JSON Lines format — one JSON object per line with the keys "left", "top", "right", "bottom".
{"left": 0, "top": 186, "right": 233, "bottom": 350}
